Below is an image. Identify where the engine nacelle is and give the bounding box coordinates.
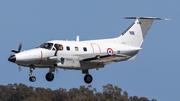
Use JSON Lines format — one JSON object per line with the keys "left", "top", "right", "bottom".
{"left": 55, "top": 55, "right": 81, "bottom": 68}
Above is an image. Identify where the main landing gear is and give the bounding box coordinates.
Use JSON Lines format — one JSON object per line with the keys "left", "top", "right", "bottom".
{"left": 82, "top": 70, "right": 93, "bottom": 84}
{"left": 84, "top": 74, "right": 93, "bottom": 84}
{"left": 46, "top": 72, "right": 54, "bottom": 81}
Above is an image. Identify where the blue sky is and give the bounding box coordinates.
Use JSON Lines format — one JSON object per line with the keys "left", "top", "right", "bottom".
{"left": 0, "top": 0, "right": 179, "bottom": 101}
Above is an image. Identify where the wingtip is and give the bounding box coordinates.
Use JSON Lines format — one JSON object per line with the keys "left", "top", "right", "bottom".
{"left": 164, "top": 18, "right": 171, "bottom": 20}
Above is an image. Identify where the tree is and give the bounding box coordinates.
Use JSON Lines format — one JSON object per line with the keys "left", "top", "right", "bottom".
{"left": 131, "top": 96, "right": 139, "bottom": 101}
{"left": 95, "top": 92, "right": 106, "bottom": 101}
{"left": 123, "top": 91, "right": 128, "bottom": 100}
{"left": 139, "top": 97, "right": 149, "bottom": 101}
{"left": 0, "top": 83, "right": 153, "bottom": 101}
{"left": 114, "top": 86, "right": 122, "bottom": 97}
{"left": 103, "top": 84, "right": 114, "bottom": 100}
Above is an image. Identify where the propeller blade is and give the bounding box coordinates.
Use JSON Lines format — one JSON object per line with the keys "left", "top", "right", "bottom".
{"left": 54, "top": 49, "right": 58, "bottom": 56}
{"left": 11, "top": 42, "right": 22, "bottom": 53}
{"left": 11, "top": 49, "right": 18, "bottom": 53}
{"left": 56, "top": 67, "right": 58, "bottom": 74}
{"left": 19, "top": 65, "right": 21, "bottom": 72}
{"left": 18, "top": 42, "right": 22, "bottom": 53}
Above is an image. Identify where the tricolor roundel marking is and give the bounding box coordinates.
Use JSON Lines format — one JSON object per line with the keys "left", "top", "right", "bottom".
{"left": 107, "top": 48, "right": 113, "bottom": 55}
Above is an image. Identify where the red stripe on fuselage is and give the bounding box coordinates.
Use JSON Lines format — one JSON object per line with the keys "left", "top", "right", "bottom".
{"left": 38, "top": 51, "right": 43, "bottom": 64}
{"left": 90, "top": 43, "right": 101, "bottom": 57}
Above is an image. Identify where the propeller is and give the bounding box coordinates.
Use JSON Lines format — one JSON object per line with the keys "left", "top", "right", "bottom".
{"left": 11, "top": 42, "right": 22, "bottom": 53}
{"left": 19, "top": 65, "right": 21, "bottom": 72}
{"left": 47, "top": 49, "right": 58, "bottom": 61}
{"left": 52, "top": 49, "right": 58, "bottom": 74}
{"left": 56, "top": 67, "right": 58, "bottom": 74}
{"left": 54, "top": 49, "right": 58, "bottom": 56}
{"left": 9, "top": 43, "right": 22, "bottom": 72}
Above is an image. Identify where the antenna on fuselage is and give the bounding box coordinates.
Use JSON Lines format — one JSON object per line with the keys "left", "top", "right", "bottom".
{"left": 76, "top": 36, "right": 79, "bottom": 42}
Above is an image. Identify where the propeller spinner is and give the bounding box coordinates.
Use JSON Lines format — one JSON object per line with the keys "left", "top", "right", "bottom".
{"left": 8, "top": 43, "right": 23, "bottom": 72}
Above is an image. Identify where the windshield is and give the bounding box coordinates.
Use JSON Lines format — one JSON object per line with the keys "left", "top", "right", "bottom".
{"left": 38, "top": 43, "right": 53, "bottom": 50}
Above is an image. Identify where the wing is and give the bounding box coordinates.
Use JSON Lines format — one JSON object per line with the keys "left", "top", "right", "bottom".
{"left": 81, "top": 54, "right": 131, "bottom": 65}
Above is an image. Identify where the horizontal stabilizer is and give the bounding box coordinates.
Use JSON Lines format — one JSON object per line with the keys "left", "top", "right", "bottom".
{"left": 124, "top": 17, "right": 170, "bottom": 20}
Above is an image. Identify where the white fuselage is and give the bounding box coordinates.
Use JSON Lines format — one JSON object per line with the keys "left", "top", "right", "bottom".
{"left": 14, "top": 40, "right": 141, "bottom": 70}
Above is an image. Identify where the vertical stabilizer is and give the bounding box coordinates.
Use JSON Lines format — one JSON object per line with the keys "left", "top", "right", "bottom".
{"left": 117, "top": 17, "right": 168, "bottom": 47}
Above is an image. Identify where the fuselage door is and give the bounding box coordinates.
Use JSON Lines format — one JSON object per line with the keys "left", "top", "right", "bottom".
{"left": 90, "top": 43, "right": 101, "bottom": 57}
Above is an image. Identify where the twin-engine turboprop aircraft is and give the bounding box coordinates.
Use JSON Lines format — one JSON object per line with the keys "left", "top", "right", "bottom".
{"left": 8, "top": 17, "right": 169, "bottom": 84}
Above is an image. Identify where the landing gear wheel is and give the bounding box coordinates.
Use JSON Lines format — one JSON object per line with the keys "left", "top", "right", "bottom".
{"left": 84, "top": 74, "right": 93, "bottom": 84}
{"left": 29, "top": 76, "right": 36, "bottom": 82}
{"left": 46, "top": 72, "right": 54, "bottom": 81}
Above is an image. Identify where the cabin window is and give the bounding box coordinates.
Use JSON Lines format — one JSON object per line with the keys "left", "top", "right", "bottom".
{"left": 129, "top": 31, "right": 135, "bottom": 35}
{"left": 75, "top": 47, "right": 79, "bottom": 51}
{"left": 83, "top": 47, "right": 87, "bottom": 52}
{"left": 54, "top": 44, "right": 63, "bottom": 51}
{"left": 66, "top": 46, "right": 70, "bottom": 51}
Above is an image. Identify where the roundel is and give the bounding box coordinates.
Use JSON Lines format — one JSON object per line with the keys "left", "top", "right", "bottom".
{"left": 107, "top": 48, "right": 113, "bottom": 55}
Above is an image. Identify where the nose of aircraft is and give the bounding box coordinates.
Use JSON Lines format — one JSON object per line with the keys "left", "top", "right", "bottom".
{"left": 8, "top": 55, "right": 16, "bottom": 63}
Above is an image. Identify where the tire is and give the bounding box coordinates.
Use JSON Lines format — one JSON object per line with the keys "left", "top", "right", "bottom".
{"left": 84, "top": 74, "right": 93, "bottom": 84}
{"left": 46, "top": 72, "right": 54, "bottom": 81}
{"left": 29, "top": 76, "right": 36, "bottom": 82}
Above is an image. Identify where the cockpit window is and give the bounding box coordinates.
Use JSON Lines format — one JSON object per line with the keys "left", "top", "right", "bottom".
{"left": 38, "top": 43, "right": 53, "bottom": 50}
{"left": 55, "top": 44, "right": 63, "bottom": 51}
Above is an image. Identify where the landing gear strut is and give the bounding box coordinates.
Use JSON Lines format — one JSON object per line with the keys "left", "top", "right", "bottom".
{"left": 29, "top": 67, "right": 36, "bottom": 82}
{"left": 46, "top": 72, "right": 54, "bottom": 81}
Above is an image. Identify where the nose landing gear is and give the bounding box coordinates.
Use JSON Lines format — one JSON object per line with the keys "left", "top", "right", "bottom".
{"left": 29, "top": 67, "right": 36, "bottom": 82}
{"left": 29, "top": 76, "right": 36, "bottom": 82}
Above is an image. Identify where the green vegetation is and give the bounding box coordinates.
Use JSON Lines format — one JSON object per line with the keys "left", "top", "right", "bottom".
{"left": 0, "top": 83, "right": 156, "bottom": 101}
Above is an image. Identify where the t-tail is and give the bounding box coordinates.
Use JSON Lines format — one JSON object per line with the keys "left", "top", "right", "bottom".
{"left": 83, "top": 17, "right": 169, "bottom": 61}
{"left": 117, "top": 17, "right": 170, "bottom": 47}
